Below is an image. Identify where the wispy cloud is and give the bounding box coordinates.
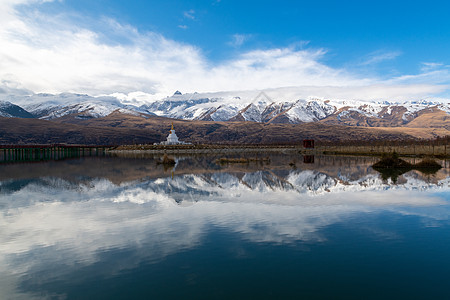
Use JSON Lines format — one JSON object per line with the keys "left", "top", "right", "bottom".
{"left": 421, "top": 62, "right": 445, "bottom": 72}
{"left": 178, "top": 24, "right": 188, "bottom": 30}
{"left": 360, "top": 50, "right": 402, "bottom": 66}
{"left": 228, "top": 33, "right": 252, "bottom": 48}
{"left": 183, "top": 9, "right": 195, "bottom": 20}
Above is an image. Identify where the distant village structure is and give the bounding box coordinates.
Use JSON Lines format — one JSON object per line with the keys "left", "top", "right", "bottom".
{"left": 155, "top": 123, "right": 191, "bottom": 145}
{"left": 303, "top": 139, "right": 315, "bottom": 148}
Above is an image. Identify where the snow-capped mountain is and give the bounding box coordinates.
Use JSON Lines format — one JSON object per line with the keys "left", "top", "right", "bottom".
{"left": 22, "top": 93, "right": 149, "bottom": 119}
{"left": 136, "top": 91, "right": 450, "bottom": 126}
{"left": 1, "top": 90, "right": 449, "bottom": 127}
{"left": 0, "top": 101, "right": 34, "bottom": 118}
{"left": 136, "top": 91, "right": 341, "bottom": 123}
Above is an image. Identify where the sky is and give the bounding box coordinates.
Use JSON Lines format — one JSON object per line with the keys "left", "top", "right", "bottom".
{"left": 1, "top": 0, "right": 450, "bottom": 102}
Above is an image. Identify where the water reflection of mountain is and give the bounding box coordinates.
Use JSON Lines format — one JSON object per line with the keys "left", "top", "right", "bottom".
{"left": 0, "top": 155, "right": 449, "bottom": 299}
{"left": 0, "top": 154, "right": 380, "bottom": 184}
{"left": 1, "top": 155, "right": 448, "bottom": 205}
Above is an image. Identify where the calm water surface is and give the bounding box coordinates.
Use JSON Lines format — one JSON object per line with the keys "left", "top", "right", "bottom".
{"left": 0, "top": 154, "right": 449, "bottom": 299}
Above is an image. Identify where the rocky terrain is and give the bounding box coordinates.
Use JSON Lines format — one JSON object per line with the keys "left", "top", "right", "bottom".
{"left": 0, "top": 90, "right": 449, "bottom": 145}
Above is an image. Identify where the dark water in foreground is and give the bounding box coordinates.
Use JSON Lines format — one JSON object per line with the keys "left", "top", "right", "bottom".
{"left": 0, "top": 154, "right": 449, "bottom": 299}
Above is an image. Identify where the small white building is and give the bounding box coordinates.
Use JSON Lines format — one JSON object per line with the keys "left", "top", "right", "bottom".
{"left": 156, "top": 123, "right": 191, "bottom": 145}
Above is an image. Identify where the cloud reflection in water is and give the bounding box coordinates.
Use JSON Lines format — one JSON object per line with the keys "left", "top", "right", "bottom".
{"left": 0, "top": 158, "right": 449, "bottom": 299}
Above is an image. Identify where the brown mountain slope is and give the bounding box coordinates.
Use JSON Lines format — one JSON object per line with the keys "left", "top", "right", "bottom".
{"left": 405, "top": 110, "right": 450, "bottom": 129}
{"left": 53, "top": 112, "right": 424, "bottom": 144}
{"left": 1, "top": 111, "right": 447, "bottom": 145}
{"left": 0, "top": 117, "right": 163, "bottom": 145}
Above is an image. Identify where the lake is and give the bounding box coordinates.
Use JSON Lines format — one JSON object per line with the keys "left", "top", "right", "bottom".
{"left": 1, "top": 154, "right": 449, "bottom": 299}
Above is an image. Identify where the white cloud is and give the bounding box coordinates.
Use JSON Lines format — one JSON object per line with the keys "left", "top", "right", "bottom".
{"left": 260, "top": 84, "right": 447, "bottom": 102}
{"left": 360, "top": 50, "right": 402, "bottom": 66}
{"left": 390, "top": 68, "right": 450, "bottom": 86}
{"left": 183, "top": 9, "right": 195, "bottom": 20}
{"left": 0, "top": 1, "right": 448, "bottom": 103}
{"left": 207, "top": 48, "right": 369, "bottom": 90}
{"left": 0, "top": 2, "right": 208, "bottom": 98}
{"left": 229, "top": 33, "right": 251, "bottom": 47}
{"left": 421, "top": 62, "right": 445, "bottom": 72}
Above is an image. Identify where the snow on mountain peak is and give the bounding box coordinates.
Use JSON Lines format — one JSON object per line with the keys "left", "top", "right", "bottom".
{"left": 20, "top": 93, "right": 146, "bottom": 119}
{"left": 1, "top": 88, "right": 449, "bottom": 125}
{"left": 0, "top": 101, "right": 34, "bottom": 118}
{"left": 252, "top": 91, "right": 274, "bottom": 108}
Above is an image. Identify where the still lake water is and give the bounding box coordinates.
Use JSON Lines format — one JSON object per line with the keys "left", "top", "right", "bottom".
{"left": 1, "top": 154, "right": 449, "bottom": 299}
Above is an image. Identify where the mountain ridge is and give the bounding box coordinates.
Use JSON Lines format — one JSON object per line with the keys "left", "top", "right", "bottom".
{"left": 0, "top": 101, "right": 34, "bottom": 118}
{"left": 0, "top": 91, "right": 449, "bottom": 144}
{"left": 1, "top": 91, "right": 449, "bottom": 128}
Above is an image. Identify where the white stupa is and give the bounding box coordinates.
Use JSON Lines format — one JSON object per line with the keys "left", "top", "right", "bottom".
{"left": 156, "top": 123, "right": 191, "bottom": 145}
{"left": 166, "top": 123, "right": 179, "bottom": 144}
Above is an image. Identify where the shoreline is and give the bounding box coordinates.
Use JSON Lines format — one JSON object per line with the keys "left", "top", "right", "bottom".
{"left": 108, "top": 144, "right": 450, "bottom": 158}
{"left": 108, "top": 145, "right": 303, "bottom": 155}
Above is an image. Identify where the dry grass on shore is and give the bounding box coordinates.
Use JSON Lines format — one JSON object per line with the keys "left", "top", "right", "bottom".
{"left": 112, "top": 137, "right": 450, "bottom": 159}
{"left": 317, "top": 144, "right": 449, "bottom": 158}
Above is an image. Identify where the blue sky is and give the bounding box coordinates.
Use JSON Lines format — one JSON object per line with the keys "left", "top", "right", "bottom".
{"left": 43, "top": 0, "right": 450, "bottom": 71}
{"left": 1, "top": 0, "right": 450, "bottom": 101}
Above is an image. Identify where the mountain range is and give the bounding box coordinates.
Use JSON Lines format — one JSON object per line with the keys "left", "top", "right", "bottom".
{"left": 0, "top": 89, "right": 449, "bottom": 144}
